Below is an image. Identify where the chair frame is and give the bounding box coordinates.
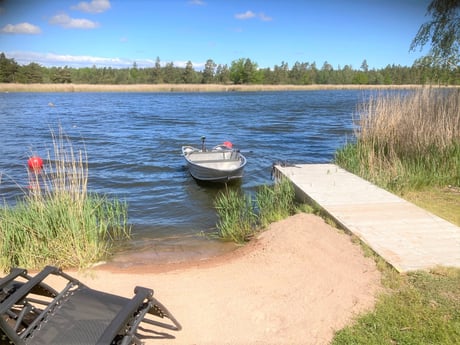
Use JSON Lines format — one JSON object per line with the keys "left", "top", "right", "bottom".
{"left": 0, "top": 266, "right": 181, "bottom": 345}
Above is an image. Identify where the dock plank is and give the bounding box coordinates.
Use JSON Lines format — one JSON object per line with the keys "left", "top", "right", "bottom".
{"left": 275, "top": 163, "right": 460, "bottom": 272}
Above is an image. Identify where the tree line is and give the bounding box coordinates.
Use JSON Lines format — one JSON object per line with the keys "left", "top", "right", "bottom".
{"left": 1, "top": 53, "right": 458, "bottom": 86}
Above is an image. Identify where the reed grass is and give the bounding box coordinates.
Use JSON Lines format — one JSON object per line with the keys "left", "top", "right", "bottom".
{"left": 214, "top": 178, "right": 297, "bottom": 243}
{"left": 0, "top": 127, "right": 130, "bottom": 270}
{"left": 0, "top": 83, "right": 434, "bottom": 93}
{"left": 335, "top": 87, "right": 460, "bottom": 192}
{"left": 332, "top": 87, "right": 460, "bottom": 344}
{"left": 255, "top": 177, "right": 296, "bottom": 228}
{"left": 214, "top": 188, "right": 257, "bottom": 244}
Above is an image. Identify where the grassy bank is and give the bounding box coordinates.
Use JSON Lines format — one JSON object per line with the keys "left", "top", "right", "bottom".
{"left": 332, "top": 87, "right": 460, "bottom": 344}
{"left": 214, "top": 178, "right": 298, "bottom": 243}
{"left": 335, "top": 87, "right": 460, "bottom": 225}
{"left": 0, "top": 83, "right": 437, "bottom": 93}
{"left": 332, "top": 266, "right": 460, "bottom": 345}
{"left": 335, "top": 87, "right": 460, "bottom": 192}
{"left": 0, "top": 128, "right": 130, "bottom": 270}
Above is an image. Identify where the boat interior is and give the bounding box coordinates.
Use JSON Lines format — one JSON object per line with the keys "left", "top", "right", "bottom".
{"left": 188, "top": 150, "right": 243, "bottom": 170}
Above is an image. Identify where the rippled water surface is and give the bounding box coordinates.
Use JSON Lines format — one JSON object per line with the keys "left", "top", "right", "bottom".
{"left": 0, "top": 90, "right": 366, "bottom": 263}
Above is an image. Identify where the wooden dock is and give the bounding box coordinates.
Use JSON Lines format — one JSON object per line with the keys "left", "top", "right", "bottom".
{"left": 274, "top": 163, "right": 460, "bottom": 272}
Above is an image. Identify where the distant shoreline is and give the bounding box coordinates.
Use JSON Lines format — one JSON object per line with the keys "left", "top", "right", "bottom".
{"left": 0, "top": 83, "right": 441, "bottom": 93}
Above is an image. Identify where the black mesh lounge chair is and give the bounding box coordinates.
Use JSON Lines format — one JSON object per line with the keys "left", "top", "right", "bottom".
{"left": 0, "top": 266, "right": 181, "bottom": 344}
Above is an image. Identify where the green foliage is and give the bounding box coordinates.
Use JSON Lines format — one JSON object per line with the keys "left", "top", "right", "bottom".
{"left": 0, "top": 127, "right": 130, "bottom": 270}
{"left": 229, "top": 58, "right": 260, "bottom": 84}
{"left": 214, "top": 188, "right": 257, "bottom": 244}
{"left": 215, "top": 63, "right": 230, "bottom": 83}
{"left": 183, "top": 61, "right": 198, "bottom": 83}
{"left": 50, "top": 66, "right": 72, "bottom": 83}
{"left": 0, "top": 52, "right": 19, "bottom": 82}
{"left": 202, "top": 59, "right": 217, "bottom": 84}
{"left": 151, "top": 57, "right": 164, "bottom": 84}
{"left": 335, "top": 88, "right": 460, "bottom": 193}
{"left": 214, "top": 179, "right": 298, "bottom": 244}
{"left": 1, "top": 52, "right": 458, "bottom": 85}
{"left": 0, "top": 194, "right": 129, "bottom": 270}
{"left": 271, "top": 61, "right": 290, "bottom": 84}
{"left": 410, "top": 0, "right": 460, "bottom": 68}
{"left": 332, "top": 268, "right": 460, "bottom": 345}
{"left": 256, "top": 178, "right": 295, "bottom": 228}
{"left": 15, "top": 62, "right": 43, "bottom": 83}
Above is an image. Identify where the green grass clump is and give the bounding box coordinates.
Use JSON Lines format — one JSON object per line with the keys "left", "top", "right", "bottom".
{"left": 0, "top": 127, "right": 130, "bottom": 271}
{"left": 214, "top": 178, "right": 298, "bottom": 243}
{"left": 332, "top": 268, "right": 460, "bottom": 345}
{"left": 214, "top": 188, "right": 257, "bottom": 244}
{"left": 0, "top": 194, "right": 129, "bottom": 270}
{"left": 256, "top": 177, "right": 296, "bottom": 228}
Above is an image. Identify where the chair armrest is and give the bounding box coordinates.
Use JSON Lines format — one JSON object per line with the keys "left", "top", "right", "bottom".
{"left": 0, "top": 268, "right": 27, "bottom": 289}
{"left": 0, "top": 266, "right": 58, "bottom": 314}
{"left": 96, "top": 286, "right": 153, "bottom": 345}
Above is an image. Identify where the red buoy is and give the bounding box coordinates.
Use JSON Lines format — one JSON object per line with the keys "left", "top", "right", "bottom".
{"left": 223, "top": 141, "right": 233, "bottom": 149}
{"left": 28, "top": 156, "right": 43, "bottom": 171}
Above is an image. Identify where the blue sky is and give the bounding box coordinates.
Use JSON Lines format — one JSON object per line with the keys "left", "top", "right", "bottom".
{"left": 0, "top": 0, "right": 432, "bottom": 70}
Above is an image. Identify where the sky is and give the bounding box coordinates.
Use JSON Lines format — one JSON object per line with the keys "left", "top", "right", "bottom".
{"left": 0, "top": 0, "right": 433, "bottom": 70}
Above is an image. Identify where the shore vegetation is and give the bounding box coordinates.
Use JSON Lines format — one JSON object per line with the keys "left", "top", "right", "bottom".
{"left": 332, "top": 86, "right": 460, "bottom": 344}
{"left": 214, "top": 188, "right": 257, "bottom": 244}
{"left": 335, "top": 87, "right": 459, "bottom": 224}
{"left": 332, "top": 266, "right": 460, "bottom": 345}
{"left": 214, "top": 177, "right": 297, "bottom": 243}
{"left": 0, "top": 82, "right": 444, "bottom": 93}
{"left": 0, "top": 127, "right": 130, "bottom": 271}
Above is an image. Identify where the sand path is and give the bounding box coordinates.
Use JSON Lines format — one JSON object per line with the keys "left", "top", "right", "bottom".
{"left": 61, "top": 213, "right": 382, "bottom": 345}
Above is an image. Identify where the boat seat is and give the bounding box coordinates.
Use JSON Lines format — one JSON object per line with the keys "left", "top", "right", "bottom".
{"left": 191, "top": 158, "right": 240, "bottom": 164}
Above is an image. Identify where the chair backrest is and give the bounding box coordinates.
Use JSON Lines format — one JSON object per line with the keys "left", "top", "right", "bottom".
{"left": 0, "top": 266, "right": 181, "bottom": 345}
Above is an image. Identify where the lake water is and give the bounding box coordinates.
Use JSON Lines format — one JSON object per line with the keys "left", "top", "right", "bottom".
{"left": 0, "top": 90, "right": 367, "bottom": 264}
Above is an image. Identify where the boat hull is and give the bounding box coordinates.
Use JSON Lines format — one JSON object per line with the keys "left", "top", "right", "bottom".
{"left": 182, "top": 146, "right": 247, "bottom": 183}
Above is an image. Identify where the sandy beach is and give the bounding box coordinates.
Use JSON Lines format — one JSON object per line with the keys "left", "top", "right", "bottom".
{"left": 52, "top": 213, "right": 382, "bottom": 345}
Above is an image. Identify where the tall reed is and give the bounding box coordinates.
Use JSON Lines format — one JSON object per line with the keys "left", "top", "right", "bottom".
{"left": 214, "top": 178, "right": 297, "bottom": 243}
{"left": 0, "top": 127, "right": 130, "bottom": 270}
{"left": 335, "top": 87, "right": 460, "bottom": 191}
{"left": 214, "top": 188, "right": 257, "bottom": 244}
{"left": 256, "top": 177, "right": 295, "bottom": 228}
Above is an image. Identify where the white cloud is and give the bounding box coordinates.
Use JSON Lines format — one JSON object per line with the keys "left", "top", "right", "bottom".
{"left": 235, "top": 10, "right": 272, "bottom": 21}
{"left": 7, "top": 51, "right": 151, "bottom": 68}
{"left": 1, "top": 22, "right": 42, "bottom": 34}
{"left": 235, "top": 10, "right": 256, "bottom": 20}
{"left": 49, "top": 13, "right": 99, "bottom": 29}
{"left": 188, "top": 0, "right": 206, "bottom": 5}
{"left": 259, "top": 13, "right": 272, "bottom": 22}
{"left": 8, "top": 51, "right": 129, "bottom": 67}
{"left": 71, "top": 0, "right": 111, "bottom": 14}
{"left": 50, "top": 53, "right": 125, "bottom": 66}
{"left": 6, "top": 51, "right": 206, "bottom": 70}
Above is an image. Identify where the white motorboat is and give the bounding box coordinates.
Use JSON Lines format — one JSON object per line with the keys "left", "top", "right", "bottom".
{"left": 182, "top": 137, "right": 247, "bottom": 183}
